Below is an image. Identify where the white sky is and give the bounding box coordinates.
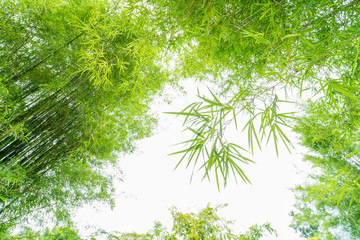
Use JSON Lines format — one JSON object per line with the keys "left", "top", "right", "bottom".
{"left": 75, "top": 80, "right": 311, "bottom": 240}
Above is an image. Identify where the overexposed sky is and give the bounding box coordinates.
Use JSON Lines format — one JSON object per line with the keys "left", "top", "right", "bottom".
{"left": 75, "top": 80, "right": 311, "bottom": 240}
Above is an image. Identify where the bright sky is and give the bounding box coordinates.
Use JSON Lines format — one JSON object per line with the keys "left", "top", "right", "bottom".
{"left": 75, "top": 80, "right": 311, "bottom": 240}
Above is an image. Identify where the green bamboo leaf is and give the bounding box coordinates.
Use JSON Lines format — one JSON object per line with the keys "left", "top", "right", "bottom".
{"left": 186, "top": 145, "right": 200, "bottom": 169}
{"left": 229, "top": 162, "right": 239, "bottom": 184}
{"left": 164, "top": 111, "right": 198, "bottom": 117}
{"left": 187, "top": 127, "right": 205, "bottom": 139}
{"left": 276, "top": 126, "right": 291, "bottom": 145}
{"left": 344, "top": 147, "right": 360, "bottom": 159}
{"left": 259, "top": 8, "right": 271, "bottom": 21}
{"left": 228, "top": 142, "right": 249, "bottom": 152}
{"left": 219, "top": 110, "right": 223, "bottom": 137}
{"left": 230, "top": 161, "right": 251, "bottom": 184}
{"left": 282, "top": 33, "right": 301, "bottom": 40}
{"left": 330, "top": 82, "right": 360, "bottom": 103}
{"left": 337, "top": 186, "right": 348, "bottom": 206}
{"left": 346, "top": 190, "right": 356, "bottom": 212}
{"left": 199, "top": 95, "right": 223, "bottom": 107}
{"left": 207, "top": 88, "right": 223, "bottom": 105}
{"left": 215, "top": 161, "right": 221, "bottom": 190}
{"left": 274, "top": 124, "right": 293, "bottom": 151}
{"left": 251, "top": 124, "right": 262, "bottom": 151}
{"left": 277, "top": 112, "right": 298, "bottom": 121}
{"left": 303, "top": 0, "right": 315, "bottom": 15}
{"left": 267, "top": 127, "right": 279, "bottom": 156}
{"left": 169, "top": 146, "right": 194, "bottom": 156}
{"left": 352, "top": 37, "right": 360, "bottom": 77}
{"left": 228, "top": 153, "right": 252, "bottom": 164}
{"left": 248, "top": 121, "right": 254, "bottom": 154}
{"left": 299, "top": 35, "right": 315, "bottom": 48}
{"left": 232, "top": 109, "right": 238, "bottom": 130}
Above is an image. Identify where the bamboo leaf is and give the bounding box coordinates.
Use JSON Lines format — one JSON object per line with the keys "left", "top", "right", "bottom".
{"left": 344, "top": 147, "right": 360, "bottom": 159}
{"left": 337, "top": 186, "right": 348, "bottom": 206}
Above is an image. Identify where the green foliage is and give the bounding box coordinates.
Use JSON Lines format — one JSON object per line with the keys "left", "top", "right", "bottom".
{"left": 3, "top": 0, "right": 360, "bottom": 236}
{"left": 2, "top": 206, "right": 276, "bottom": 240}
{"left": 290, "top": 99, "right": 360, "bottom": 239}
{"left": 151, "top": 0, "right": 360, "bottom": 186}
{"left": 0, "top": 0, "right": 169, "bottom": 231}
{"left": 99, "top": 204, "right": 277, "bottom": 240}
{"left": 168, "top": 86, "right": 295, "bottom": 188}
{"left": 1, "top": 226, "right": 83, "bottom": 240}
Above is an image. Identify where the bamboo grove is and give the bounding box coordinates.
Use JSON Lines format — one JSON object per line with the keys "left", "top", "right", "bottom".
{"left": 1, "top": 0, "right": 360, "bottom": 237}
{"left": 0, "top": 0, "right": 169, "bottom": 229}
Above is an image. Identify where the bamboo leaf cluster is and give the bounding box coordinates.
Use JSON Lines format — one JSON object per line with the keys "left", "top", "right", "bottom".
{"left": 168, "top": 85, "right": 295, "bottom": 187}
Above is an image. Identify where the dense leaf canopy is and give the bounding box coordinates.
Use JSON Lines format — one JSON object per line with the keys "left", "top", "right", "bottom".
{"left": 290, "top": 100, "right": 360, "bottom": 239}
{"left": 0, "top": 0, "right": 169, "bottom": 229}
{"left": 1, "top": 0, "right": 360, "bottom": 237}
